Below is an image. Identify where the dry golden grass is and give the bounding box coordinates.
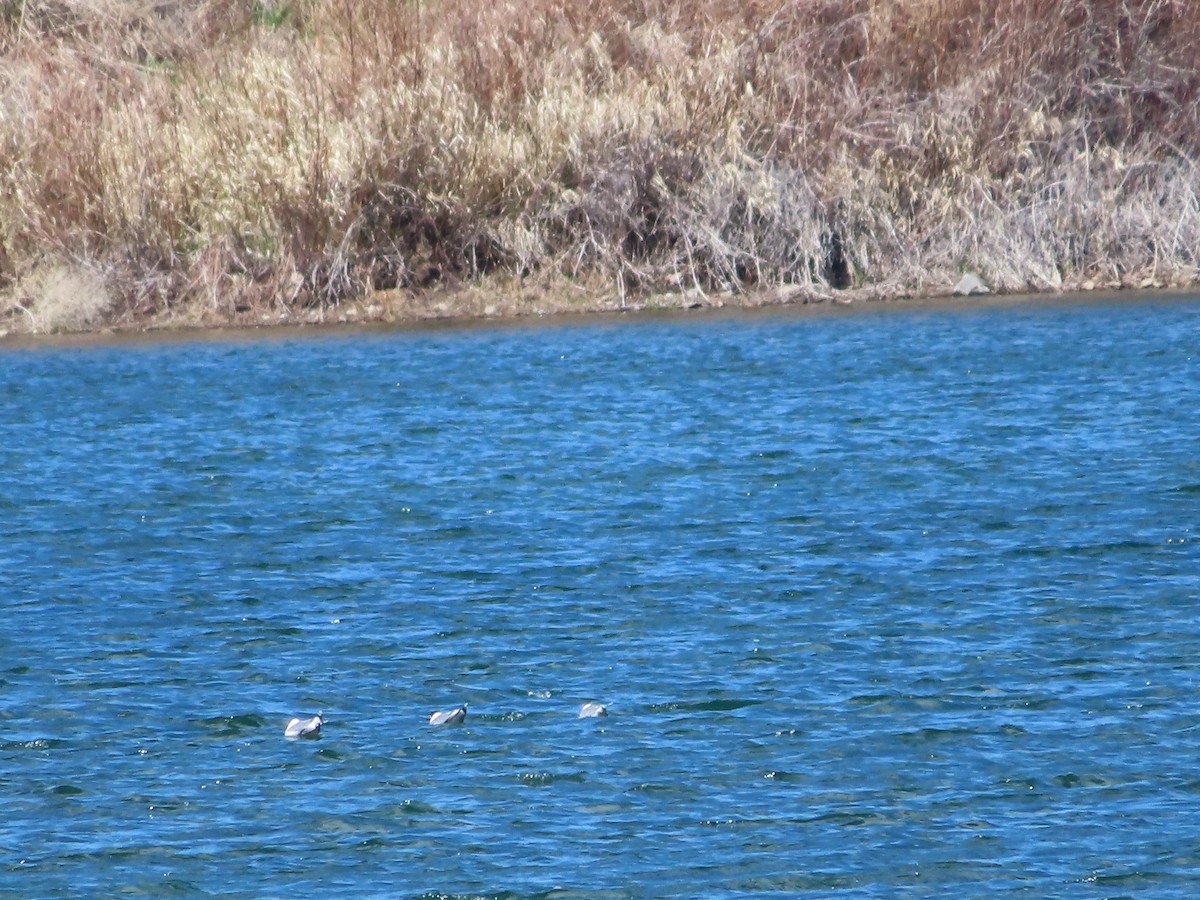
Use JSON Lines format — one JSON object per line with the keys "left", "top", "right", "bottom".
{"left": 1, "top": 0, "right": 1198, "bottom": 332}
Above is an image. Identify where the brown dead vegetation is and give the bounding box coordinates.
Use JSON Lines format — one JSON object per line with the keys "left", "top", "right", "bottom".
{"left": 1, "top": 0, "right": 1198, "bottom": 333}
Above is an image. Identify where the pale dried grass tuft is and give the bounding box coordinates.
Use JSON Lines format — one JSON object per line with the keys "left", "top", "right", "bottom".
{"left": 8, "top": 263, "right": 113, "bottom": 333}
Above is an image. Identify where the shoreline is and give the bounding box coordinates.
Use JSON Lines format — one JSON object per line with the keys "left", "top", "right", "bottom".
{"left": 5, "top": 3, "right": 1199, "bottom": 343}
{"left": 2, "top": 283, "right": 1194, "bottom": 351}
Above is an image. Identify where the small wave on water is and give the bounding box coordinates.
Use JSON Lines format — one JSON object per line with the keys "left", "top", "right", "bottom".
{"left": 648, "top": 697, "right": 763, "bottom": 713}
{"left": 0, "top": 738, "right": 67, "bottom": 752}
{"left": 199, "top": 713, "right": 268, "bottom": 738}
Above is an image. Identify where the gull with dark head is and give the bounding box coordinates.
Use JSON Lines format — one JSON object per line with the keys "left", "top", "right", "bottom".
{"left": 284, "top": 713, "right": 324, "bottom": 739}
{"left": 429, "top": 704, "right": 467, "bottom": 726}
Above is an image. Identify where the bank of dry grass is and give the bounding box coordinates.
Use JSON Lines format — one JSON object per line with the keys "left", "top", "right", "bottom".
{"left": 1, "top": 0, "right": 1198, "bottom": 333}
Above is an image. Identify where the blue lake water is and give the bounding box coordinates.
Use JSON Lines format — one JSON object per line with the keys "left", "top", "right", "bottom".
{"left": 2, "top": 296, "right": 1199, "bottom": 897}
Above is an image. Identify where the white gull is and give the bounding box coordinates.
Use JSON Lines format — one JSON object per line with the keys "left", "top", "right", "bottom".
{"left": 284, "top": 713, "right": 323, "bottom": 739}
{"left": 429, "top": 704, "right": 467, "bottom": 726}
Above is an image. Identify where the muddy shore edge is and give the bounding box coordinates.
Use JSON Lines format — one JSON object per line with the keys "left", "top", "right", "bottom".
{"left": 2, "top": 280, "right": 1194, "bottom": 350}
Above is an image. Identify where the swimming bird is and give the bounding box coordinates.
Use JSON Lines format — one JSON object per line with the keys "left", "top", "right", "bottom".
{"left": 578, "top": 702, "right": 608, "bottom": 718}
{"left": 284, "top": 713, "right": 323, "bottom": 739}
{"left": 429, "top": 704, "right": 467, "bottom": 726}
